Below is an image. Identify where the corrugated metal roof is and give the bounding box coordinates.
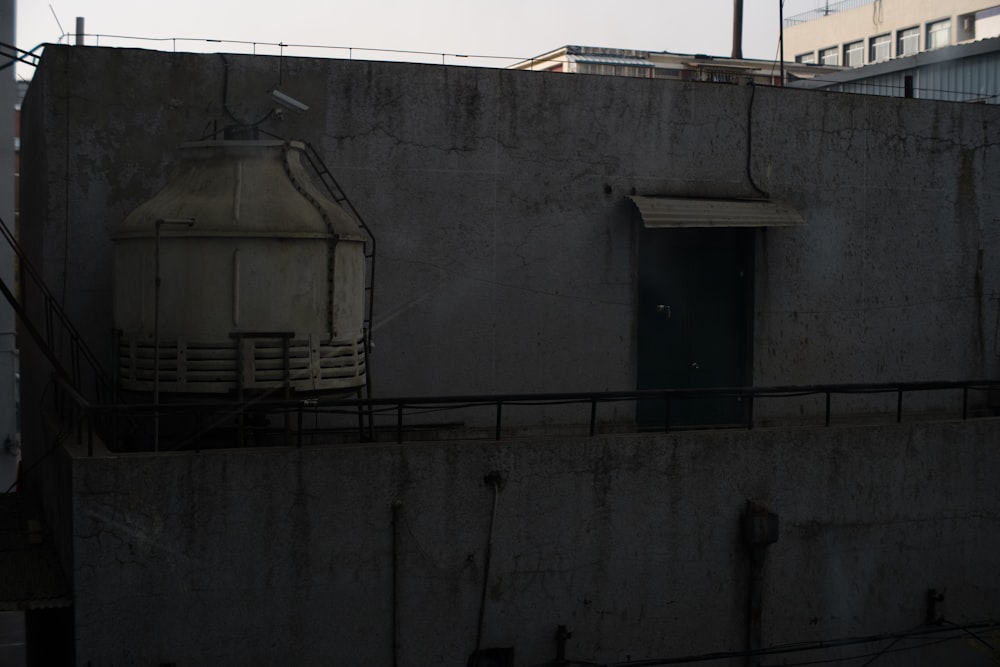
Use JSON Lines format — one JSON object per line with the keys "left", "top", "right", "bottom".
{"left": 569, "top": 54, "right": 655, "bottom": 67}
{"left": 790, "top": 36, "right": 1000, "bottom": 103}
{"left": 629, "top": 196, "right": 805, "bottom": 228}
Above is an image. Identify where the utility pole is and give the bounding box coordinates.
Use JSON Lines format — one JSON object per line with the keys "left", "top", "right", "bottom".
{"left": 732, "top": 0, "right": 744, "bottom": 59}
{"left": 779, "top": 0, "right": 785, "bottom": 86}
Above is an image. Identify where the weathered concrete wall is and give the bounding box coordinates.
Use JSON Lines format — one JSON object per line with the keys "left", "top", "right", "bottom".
{"left": 18, "top": 45, "right": 1000, "bottom": 665}
{"left": 69, "top": 420, "right": 1000, "bottom": 665}
{"left": 20, "top": 46, "right": 1000, "bottom": 413}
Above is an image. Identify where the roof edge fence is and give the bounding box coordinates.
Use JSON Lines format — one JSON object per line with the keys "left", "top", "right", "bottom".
{"left": 47, "top": 377, "right": 1000, "bottom": 455}
{"left": 784, "top": 0, "right": 876, "bottom": 27}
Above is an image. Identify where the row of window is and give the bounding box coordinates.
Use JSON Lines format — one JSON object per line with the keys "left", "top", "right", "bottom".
{"left": 796, "top": 18, "right": 951, "bottom": 67}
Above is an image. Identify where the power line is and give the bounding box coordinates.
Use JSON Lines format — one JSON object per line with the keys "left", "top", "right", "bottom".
{"left": 603, "top": 621, "right": 1000, "bottom": 667}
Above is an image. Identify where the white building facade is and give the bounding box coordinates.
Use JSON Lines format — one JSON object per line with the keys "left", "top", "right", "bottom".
{"left": 786, "top": 0, "right": 1000, "bottom": 67}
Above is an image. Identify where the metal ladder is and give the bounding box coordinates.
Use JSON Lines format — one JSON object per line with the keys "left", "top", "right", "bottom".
{"left": 0, "top": 216, "right": 116, "bottom": 406}
{"left": 300, "top": 143, "right": 376, "bottom": 346}
{"left": 300, "top": 143, "right": 377, "bottom": 431}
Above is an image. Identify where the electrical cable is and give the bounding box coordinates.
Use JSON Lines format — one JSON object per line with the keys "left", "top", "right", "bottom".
{"left": 760, "top": 636, "right": 957, "bottom": 667}
{"left": 941, "top": 618, "right": 996, "bottom": 651}
{"left": 857, "top": 634, "right": 901, "bottom": 667}
{"left": 602, "top": 621, "right": 1000, "bottom": 667}
{"left": 745, "top": 82, "right": 770, "bottom": 199}
{"left": 218, "top": 53, "right": 276, "bottom": 134}
{"left": 472, "top": 474, "right": 501, "bottom": 666}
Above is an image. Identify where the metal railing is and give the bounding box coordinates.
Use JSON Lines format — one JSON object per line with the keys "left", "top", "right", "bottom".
{"left": 42, "top": 33, "right": 529, "bottom": 69}
{"left": 52, "top": 378, "right": 1000, "bottom": 456}
{"left": 784, "top": 0, "right": 876, "bottom": 26}
{"left": 0, "top": 216, "right": 116, "bottom": 406}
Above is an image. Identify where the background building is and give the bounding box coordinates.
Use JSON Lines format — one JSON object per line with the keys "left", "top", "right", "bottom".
{"left": 785, "top": 0, "right": 1000, "bottom": 67}
{"left": 510, "top": 44, "right": 842, "bottom": 84}
{"left": 0, "top": 0, "right": 18, "bottom": 496}
{"left": 790, "top": 34, "right": 1000, "bottom": 103}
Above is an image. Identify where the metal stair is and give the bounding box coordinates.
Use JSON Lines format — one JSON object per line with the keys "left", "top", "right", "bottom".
{"left": 300, "top": 142, "right": 377, "bottom": 350}
{"left": 0, "top": 216, "right": 115, "bottom": 406}
{"left": 299, "top": 143, "right": 377, "bottom": 422}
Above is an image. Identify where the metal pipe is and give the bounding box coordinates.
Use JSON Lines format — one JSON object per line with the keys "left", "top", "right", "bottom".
{"left": 473, "top": 473, "right": 503, "bottom": 665}
{"left": 392, "top": 499, "right": 403, "bottom": 667}
{"left": 153, "top": 222, "right": 162, "bottom": 451}
{"left": 296, "top": 403, "right": 303, "bottom": 448}
{"left": 732, "top": 0, "right": 744, "bottom": 59}
{"left": 153, "top": 218, "right": 194, "bottom": 452}
{"left": 75, "top": 17, "right": 84, "bottom": 46}
{"left": 397, "top": 403, "right": 403, "bottom": 443}
{"left": 589, "top": 399, "right": 597, "bottom": 436}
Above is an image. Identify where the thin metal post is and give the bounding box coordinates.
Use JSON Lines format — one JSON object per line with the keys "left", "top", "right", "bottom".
{"left": 87, "top": 413, "right": 93, "bottom": 457}
{"left": 296, "top": 402, "right": 303, "bottom": 448}
{"left": 154, "top": 221, "right": 162, "bottom": 452}
{"left": 357, "top": 387, "right": 365, "bottom": 440}
{"left": 779, "top": 0, "right": 785, "bottom": 86}
{"left": 44, "top": 296, "right": 53, "bottom": 352}
{"left": 397, "top": 403, "right": 403, "bottom": 444}
{"left": 283, "top": 336, "right": 291, "bottom": 446}
{"left": 74, "top": 404, "right": 81, "bottom": 446}
{"left": 664, "top": 396, "right": 671, "bottom": 434}
{"left": 154, "top": 218, "right": 195, "bottom": 453}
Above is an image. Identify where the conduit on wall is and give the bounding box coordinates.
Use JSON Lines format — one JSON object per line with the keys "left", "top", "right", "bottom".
{"left": 742, "top": 499, "right": 779, "bottom": 667}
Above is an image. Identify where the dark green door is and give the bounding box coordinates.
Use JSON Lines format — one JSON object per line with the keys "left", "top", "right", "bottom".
{"left": 637, "top": 226, "right": 753, "bottom": 428}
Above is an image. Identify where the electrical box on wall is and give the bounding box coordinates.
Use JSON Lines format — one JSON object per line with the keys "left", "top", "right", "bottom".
{"left": 743, "top": 499, "right": 779, "bottom": 547}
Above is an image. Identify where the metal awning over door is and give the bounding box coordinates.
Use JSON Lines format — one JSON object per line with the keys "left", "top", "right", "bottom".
{"left": 629, "top": 196, "right": 805, "bottom": 228}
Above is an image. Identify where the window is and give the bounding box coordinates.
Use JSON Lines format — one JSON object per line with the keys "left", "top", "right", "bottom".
{"left": 843, "top": 40, "right": 864, "bottom": 67}
{"left": 819, "top": 46, "right": 838, "bottom": 66}
{"left": 926, "top": 19, "right": 951, "bottom": 50}
{"left": 795, "top": 52, "right": 815, "bottom": 64}
{"left": 956, "top": 12, "right": 975, "bottom": 42}
{"left": 897, "top": 26, "right": 919, "bottom": 56}
{"left": 870, "top": 33, "right": 891, "bottom": 61}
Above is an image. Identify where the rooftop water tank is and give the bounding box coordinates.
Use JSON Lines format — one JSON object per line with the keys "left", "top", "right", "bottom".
{"left": 112, "top": 140, "right": 367, "bottom": 394}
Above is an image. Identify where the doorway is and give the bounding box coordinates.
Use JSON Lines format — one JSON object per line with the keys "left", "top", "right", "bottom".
{"left": 636, "top": 226, "right": 754, "bottom": 428}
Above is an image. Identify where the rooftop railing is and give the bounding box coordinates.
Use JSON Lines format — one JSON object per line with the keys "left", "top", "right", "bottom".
{"left": 784, "top": 0, "right": 876, "bottom": 27}
{"left": 50, "top": 378, "right": 1000, "bottom": 456}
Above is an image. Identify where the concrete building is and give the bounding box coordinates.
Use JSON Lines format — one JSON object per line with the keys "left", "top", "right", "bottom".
{"left": 0, "top": 0, "right": 18, "bottom": 495}
{"left": 785, "top": 0, "right": 1000, "bottom": 67}
{"left": 510, "top": 44, "right": 843, "bottom": 84}
{"left": 13, "top": 43, "right": 1000, "bottom": 665}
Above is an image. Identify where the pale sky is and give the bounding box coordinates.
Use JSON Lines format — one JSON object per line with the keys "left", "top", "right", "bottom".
{"left": 16, "top": 0, "right": 822, "bottom": 80}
